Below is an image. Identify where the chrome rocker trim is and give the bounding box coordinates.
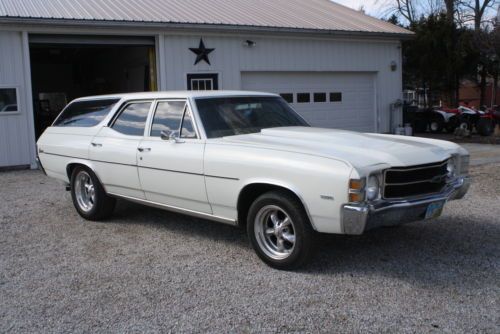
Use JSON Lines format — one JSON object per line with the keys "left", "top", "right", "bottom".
{"left": 108, "top": 192, "right": 238, "bottom": 226}
{"left": 342, "top": 175, "right": 470, "bottom": 235}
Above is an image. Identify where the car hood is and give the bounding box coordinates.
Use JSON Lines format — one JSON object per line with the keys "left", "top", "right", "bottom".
{"left": 220, "top": 127, "right": 463, "bottom": 169}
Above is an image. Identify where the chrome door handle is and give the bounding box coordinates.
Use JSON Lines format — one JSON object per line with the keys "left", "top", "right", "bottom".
{"left": 138, "top": 147, "right": 151, "bottom": 152}
{"left": 91, "top": 142, "right": 102, "bottom": 147}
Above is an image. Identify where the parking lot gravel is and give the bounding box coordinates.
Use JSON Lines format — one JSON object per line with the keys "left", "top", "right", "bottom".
{"left": 1, "top": 164, "right": 499, "bottom": 333}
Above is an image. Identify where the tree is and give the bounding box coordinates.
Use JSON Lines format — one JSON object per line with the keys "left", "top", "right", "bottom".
{"left": 403, "top": 13, "right": 469, "bottom": 106}
{"left": 458, "top": 0, "right": 498, "bottom": 29}
{"left": 458, "top": 1, "right": 498, "bottom": 106}
{"left": 385, "top": 0, "right": 447, "bottom": 25}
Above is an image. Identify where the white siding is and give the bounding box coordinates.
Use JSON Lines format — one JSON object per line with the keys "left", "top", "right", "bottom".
{"left": 161, "top": 34, "right": 402, "bottom": 133}
{"left": 0, "top": 31, "right": 34, "bottom": 167}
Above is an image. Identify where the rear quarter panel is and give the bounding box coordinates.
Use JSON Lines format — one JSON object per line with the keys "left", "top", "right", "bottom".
{"left": 37, "top": 126, "right": 100, "bottom": 182}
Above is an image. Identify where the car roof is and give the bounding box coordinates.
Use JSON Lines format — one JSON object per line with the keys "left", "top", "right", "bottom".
{"left": 72, "top": 90, "right": 279, "bottom": 102}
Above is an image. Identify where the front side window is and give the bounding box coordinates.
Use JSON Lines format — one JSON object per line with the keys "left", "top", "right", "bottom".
{"left": 195, "top": 96, "right": 309, "bottom": 138}
{"left": 53, "top": 99, "right": 119, "bottom": 127}
{"left": 150, "top": 101, "right": 186, "bottom": 137}
{"left": 150, "top": 101, "right": 197, "bottom": 139}
{"left": 180, "top": 110, "right": 197, "bottom": 139}
{"left": 111, "top": 102, "right": 151, "bottom": 136}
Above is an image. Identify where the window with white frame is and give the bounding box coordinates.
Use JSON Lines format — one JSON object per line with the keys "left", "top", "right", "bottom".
{"left": 187, "top": 73, "right": 219, "bottom": 91}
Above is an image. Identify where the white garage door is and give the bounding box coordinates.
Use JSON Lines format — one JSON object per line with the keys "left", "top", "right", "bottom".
{"left": 241, "top": 71, "right": 376, "bottom": 132}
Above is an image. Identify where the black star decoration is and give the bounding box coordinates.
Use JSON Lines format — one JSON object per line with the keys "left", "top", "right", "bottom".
{"left": 189, "top": 38, "right": 215, "bottom": 65}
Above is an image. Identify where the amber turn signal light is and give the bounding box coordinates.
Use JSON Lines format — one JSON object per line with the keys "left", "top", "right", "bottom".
{"left": 349, "top": 192, "right": 365, "bottom": 203}
{"left": 349, "top": 179, "right": 365, "bottom": 190}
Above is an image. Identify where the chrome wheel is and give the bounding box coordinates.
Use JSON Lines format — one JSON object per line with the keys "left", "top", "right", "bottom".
{"left": 74, "top": 170, "right": 95, "bottom": 212}
{"left": 254, "top": 205, "right": 296, "bottom": 260}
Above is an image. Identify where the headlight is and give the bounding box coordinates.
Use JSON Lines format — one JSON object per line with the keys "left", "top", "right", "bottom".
{"left": 447, "top": 158, "right": 457, "bottom": 178}
{"left": 366, "top": 175, "right": 380, "bottom": 201}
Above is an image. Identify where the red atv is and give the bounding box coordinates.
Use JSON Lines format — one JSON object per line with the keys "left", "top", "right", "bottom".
{"left": 428, "top": 105, "right": 495, "bottom": 136}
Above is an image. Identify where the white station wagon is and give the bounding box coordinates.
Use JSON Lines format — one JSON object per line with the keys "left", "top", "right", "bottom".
{"left": 37, "top": 91, "right": 470, "bottom": 269}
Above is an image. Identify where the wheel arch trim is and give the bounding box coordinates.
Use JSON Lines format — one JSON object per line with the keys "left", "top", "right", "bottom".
{"left": 66, "top": 159, "right": 107, "bottom": 193}
{"left": 237, "top": 178, "right": 317, "bottom": 231}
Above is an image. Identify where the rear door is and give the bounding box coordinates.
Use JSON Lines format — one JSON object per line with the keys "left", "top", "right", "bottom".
{"left": 89, "top": 101, "right": 152, "bottom": 199}
{"left": 137, "top": 100, "right": 211, "bottom": 213}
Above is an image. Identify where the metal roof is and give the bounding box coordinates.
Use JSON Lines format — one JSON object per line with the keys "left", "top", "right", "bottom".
{"left": 0, "top": 0, "right": 411, "bottom": 36}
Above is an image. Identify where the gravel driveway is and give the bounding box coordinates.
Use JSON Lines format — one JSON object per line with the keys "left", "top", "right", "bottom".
{"left": 1, "top": 164, "right": 499, "bottom": 333}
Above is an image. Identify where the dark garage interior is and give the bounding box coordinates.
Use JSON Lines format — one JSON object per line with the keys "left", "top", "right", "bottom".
{"left": 30, "top": 38, "right": 157, "bottom": 138}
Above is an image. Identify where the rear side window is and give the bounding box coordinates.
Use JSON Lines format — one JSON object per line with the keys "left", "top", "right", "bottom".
{"left": 53, "top": 99, "right": 119, "bottom": 127}
{"left": 112, "top": 102, "right": 151, "bottom": 136}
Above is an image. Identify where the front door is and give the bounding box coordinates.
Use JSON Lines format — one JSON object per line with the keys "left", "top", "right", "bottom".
{"left": 137, "top": 100, "right": 211, "bottom": 213}
{"left": 89, "top": 101, "right": 152, "bottom": 199}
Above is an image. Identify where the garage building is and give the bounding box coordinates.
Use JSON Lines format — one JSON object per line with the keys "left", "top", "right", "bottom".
{"left": 0, "top": 0, "right": 411, "bottom": 169}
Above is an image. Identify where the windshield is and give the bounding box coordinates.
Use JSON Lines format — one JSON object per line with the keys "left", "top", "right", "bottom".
{"left": 195, "top": 96, "right": 309, "bottom": 138}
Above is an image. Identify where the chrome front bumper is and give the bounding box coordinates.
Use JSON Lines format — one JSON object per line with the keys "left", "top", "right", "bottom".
{"left": 342, "top": 176, "right": 470, "bottom": 235}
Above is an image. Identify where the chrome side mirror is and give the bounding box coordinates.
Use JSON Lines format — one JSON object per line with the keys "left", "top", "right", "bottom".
{"left": 160, "top": 130, "right": 171, "bottom": 141}
{"left": 160, "top": 130, "right": 185, "bottom": 143}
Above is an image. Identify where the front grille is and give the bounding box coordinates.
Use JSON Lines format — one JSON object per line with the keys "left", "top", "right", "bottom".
{"left": 383, "top": 160, "right": 448, "bottom": 199}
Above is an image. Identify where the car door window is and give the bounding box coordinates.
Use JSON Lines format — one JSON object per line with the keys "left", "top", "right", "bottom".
{"left": 180, "top": 110, "right": 197, "bottom": 139}
{"left": 150, "top": 101, "right": 186, "bottom": 137}
{"left": 112, "top": 102, "right": 151, "bottom": 136}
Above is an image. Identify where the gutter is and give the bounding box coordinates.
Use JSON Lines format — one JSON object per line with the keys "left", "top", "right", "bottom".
{"left": 0, "top": 17, "right": 415, "bottom": 40}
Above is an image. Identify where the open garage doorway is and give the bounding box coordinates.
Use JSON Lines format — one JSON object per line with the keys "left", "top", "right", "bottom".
{"left": 29, "top": 35, "right": 157, "bottom": 138}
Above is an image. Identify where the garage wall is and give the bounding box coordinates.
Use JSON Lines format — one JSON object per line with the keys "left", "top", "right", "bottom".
{"left": 0, "top": 31, "right": 35, "bottom": 168}
{"left": 161, "top": 34, "right": 402, "bottom": 133}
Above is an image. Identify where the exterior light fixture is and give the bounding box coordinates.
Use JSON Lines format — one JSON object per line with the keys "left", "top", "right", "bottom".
{"left": 390, "top": 61, "right": 397, "bottom": 71}
{"left": 243, "top": 40, "right": 256, "bottom": 47}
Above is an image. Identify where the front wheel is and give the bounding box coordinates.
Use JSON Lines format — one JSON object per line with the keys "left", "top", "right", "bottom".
{"left": 247, "top": 191, "right": 316, "bottom": 270}
{"left": 70, "top": 166, "right": 116, "bottom": 221}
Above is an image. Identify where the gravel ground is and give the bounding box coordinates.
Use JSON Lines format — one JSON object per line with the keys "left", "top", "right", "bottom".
{"left": 1, "top": 165, "right": 499, "bottom": 333}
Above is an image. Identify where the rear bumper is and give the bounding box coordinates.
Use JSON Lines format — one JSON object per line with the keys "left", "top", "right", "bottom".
{"left": 342, "top": 175, "right": 470, "bottom": 235}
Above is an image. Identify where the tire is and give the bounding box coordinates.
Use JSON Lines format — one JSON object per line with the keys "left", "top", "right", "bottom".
{"left": 476, "top": 118, "right": 494, "bottom": 136}
{"left": 458, "top": 115, "right": 472, "bottom": 132}
{"left": 445, "top": 115, "right": 459, "bottom": 133}
{"left": 429, "top": 114, "right": 444, "bottom": 133}
{"left": 70, "top": 166, "right": 116, "bottom": 221}
{"left": 413, "top": 119, "right": 427, "bottom": 133}
{"left": 246, "top": 190, "right": 316, "bottom": 270}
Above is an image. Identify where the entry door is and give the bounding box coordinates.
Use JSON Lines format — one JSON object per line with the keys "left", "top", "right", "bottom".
{"left": 137, "top": 100, "right": 211, "bottom": 213}
{"left": 89, "top": 101, "right": 152, "bottom": 199}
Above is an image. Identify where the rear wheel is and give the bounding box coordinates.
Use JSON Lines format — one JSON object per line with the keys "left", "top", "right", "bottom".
{"left": 70, "top": 166, "right": 116, "bottom": 220}
{"left": 247, "top": 191, "right": 316, "bottom": 270}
